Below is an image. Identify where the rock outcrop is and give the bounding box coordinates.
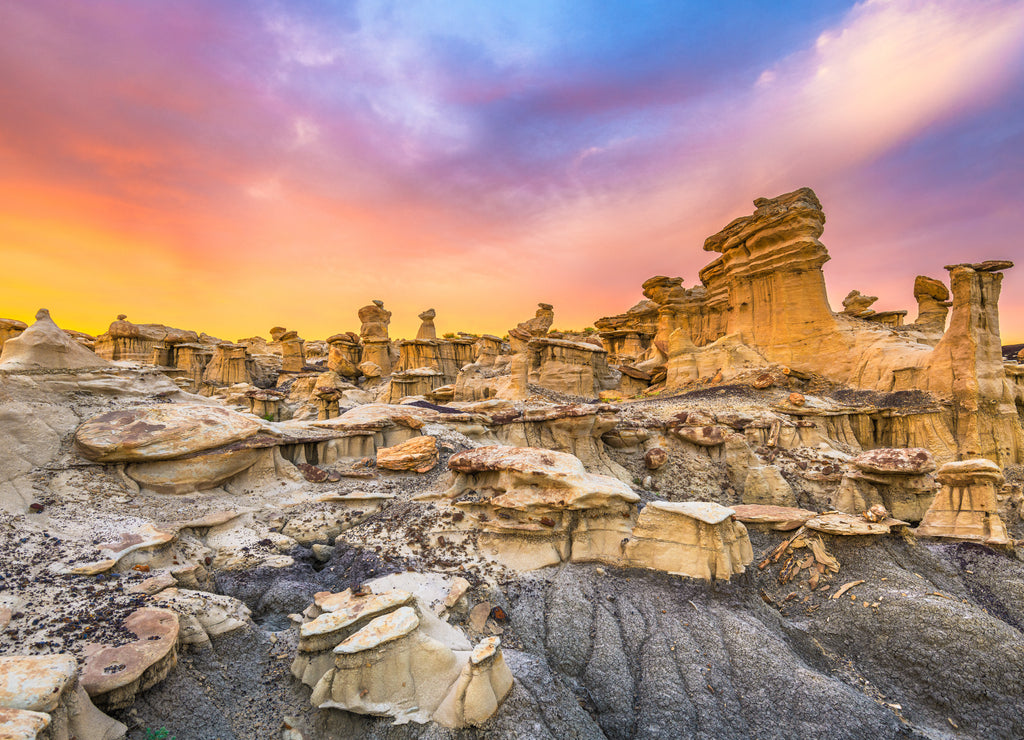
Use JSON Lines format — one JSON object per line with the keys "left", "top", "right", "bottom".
{"left": 916, "top": 458, "right": 1010, "bottom": 544}
{"left": 93, "top": 315, "right": 198, "bottom": 363}
{"left": 0, "top": 309, "right": 110, "bottom": 371}
{"left": 834, "top": 448, "right": 938, "bottom": 522}
{"left": 625, "top": 501, "right": 753, "bottom": 580}
{"left": 416, "top": 309, "right": 437, "bottom": 340}
{"left": 358, "top": 301, "right": 393, "bottom": 375}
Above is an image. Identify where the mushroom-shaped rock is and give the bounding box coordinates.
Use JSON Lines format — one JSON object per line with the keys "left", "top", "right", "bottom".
{"left": 376, "top": 436, "right": 437, "bottom": 473}
{"left": 625, "top": 501, "right": 753, "bottom": 580}
{"left": 416, "top": 309, "right": 437, "bottom": 340}
{"left": 81, "top": 607, "right": 179, "bottom": 710}
{"left": 310, "top": 606, "right": 464, "bottom": 725}
{"left": 438, "top": 446, "right": 639, "bottom": 570}
{"left": 292, "top": 590, "right": 414, "bottom": 688}
{"left": 434, "top": 637, "right": 514, "bottom": 728}
{"left": 835, "top": 448, "right": 939, "bottom": 523}
{"left": 0, "top": 309, "right": 110, "bottom": 371}
{"left": 916, "top": 459, "right": 1010, "bottom": 544}
{"left": 75, "top": 404, "right": 260, "bottom": 462}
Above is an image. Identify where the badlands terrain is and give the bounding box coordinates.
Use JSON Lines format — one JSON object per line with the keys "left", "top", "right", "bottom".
{"left": 2, "top": 188, "right": 1024, "bottom": 739}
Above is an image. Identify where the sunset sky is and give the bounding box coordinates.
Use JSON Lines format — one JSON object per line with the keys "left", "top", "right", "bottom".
{"left": 2, "top": 0, "right": 1023, "bottom": 342}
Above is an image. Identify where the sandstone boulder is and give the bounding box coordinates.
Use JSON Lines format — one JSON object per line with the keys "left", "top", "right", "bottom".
{"left": 80, "top": 607, "right": 179, "bottom": 710}
{"left": 75, "top": 404, "right": 260, "bottom": 462}
{"left": 376, "top": 435, "right": 437, "bottom": 473}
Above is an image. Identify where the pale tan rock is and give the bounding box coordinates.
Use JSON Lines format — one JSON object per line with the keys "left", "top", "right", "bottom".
{"left": 916, "top": 459, "right": 1010, "bottom": 544}
{"left": 291, "top": 590, "right": 415, "bottom": 688}
{"left": 433, "top": 637, "right": 514, "bottom": 728}
{"left": 310, "top": 606, "right": 464, "bottom": 725}
{"left": 75, "top": 404, "right": 260, "bottom": 462}
{"left": 81, "top": 607, "right": 179, "bottom": 710}
{"left": 0, "top": 707, "right": 51, "bottom": 738}
{"left": 429, "top": 446, "right": 637, "bottom": 571}
{"left": 913, "top": 275, "right": 951, "bottom": 334}
{"left": 443, "top": 577, "right": 471, "bottom": 609}
{"left": 151, "top": 588, "right": 251, "bottom": 647}
{"left": 0, "top": 655, "right": 126, "bottom": 740}
{"left": 0, "top": 655, "right": 77, "bottom": 713}
{"left": 358, "top": 300, "right": 391, "bottom": 342}
{"left": 93, "top": 315, "right": 198, "bottom": 363}
{"left": 279, "top": 331, "right": 306, "bottom": 373}
{"left": 841, "top": 290, "right": 878, "bottom": 317}
{"left": 359, "top": 360, "right": 383, "bottom": 378}
{"left": 70, "top": 523, "right": 174, "bottom": 575}
{"left": 0, "top": 310, "right": 110, "bottom": 371}
{"left": 853, "top": 448, "right": 936, "bottom": 475}
{"left": 327, "top": 333, "right": 362, "bottom": 378}
{"left": 730, "top": 504, "right": 816, "bottom": 531}
{"left": 742, "top": 466, "right": 797, "bottom": 507}
{"left": 624, "top": 501, "right": 752, "bottom": 580}
{"left": 805, "top": 511, "right": 892, "bottom": 535}
{"left": 514, "top": 303, "right": 554, "bottom": 337}
{"left": 670, "top": 425, "right": 728, "bottom": 447}
{"left": 376, "top": 435, "right": 438, "bottom": 473}
{"left": 202, "top": 344, "right": 252, "bottom": 386}
{"left": 416, "top": 309, "right": 437, "bottom": 340}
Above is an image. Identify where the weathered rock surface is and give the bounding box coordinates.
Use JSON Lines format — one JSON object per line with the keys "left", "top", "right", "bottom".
{"left": 376, "top": 435, "right": 438, "bottom": 473}
{"left": 75, "top": 404, "right": 260, "bottom": 462}
{"left": 916, "top": 458, "right": 1010, "bottom": 544}
{"left": 0, "top": 309, "right": 110, "bottom": 371}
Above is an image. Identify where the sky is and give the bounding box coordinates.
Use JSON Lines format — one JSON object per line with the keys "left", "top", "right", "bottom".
{"left": 2, "top": 0, "right": 1023, "bottom": 342}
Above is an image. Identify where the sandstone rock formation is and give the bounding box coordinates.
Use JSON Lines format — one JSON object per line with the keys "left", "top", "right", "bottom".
{"left": 376, "top": 435, "right": 438, "bottom": 473}
{"left": 202, "top": 344, "right": 253, "bottom": 387}
{"left": 912, "top": 275, "right": 952, "bottom": 335}
{"left": 916, "top": 458, "right": 1010, "bottom": 544}
{"left": 625, "top": 501, "right": 753, "bottom": 580}
{"left": 279, "top": 330, "right": 306, "bottom": 373}
{"left": 433, "top": 636, "right": 514, "bottom": 729}
{"left": 0, "top": 317, "right": 27, "bottom": 346}
{"left": 513, "top": 303, "right": 554, "bottom": 337}
{"left": 0, "top": 654, "right": 126, "bottom": 739}
{"left": 834, "top": 448, "right": 938, "bottom": 522}
{"left": 0, "top": 309, "right": 110, "bottom": 371}
{"left": 93, "top": 315, "right": 198, "bottom": 363}
{"left": 327, "top": 332, "right": 362, "bottom": 378}
{"left": 80, "top": 607, "right": 179, "bottom": 710}
{"left": 841, "top": 290, "right": 878, "bottom": 318}
{"left": 416, "top": 309, "right": 437, "bottom": 340}
{"left": 358, "top": 301, "right": 393, "bottom": 375}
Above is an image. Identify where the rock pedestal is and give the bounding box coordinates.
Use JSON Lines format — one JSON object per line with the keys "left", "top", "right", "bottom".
{"left": 916, "top": 459, "right": 1010, "bottom": 544}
